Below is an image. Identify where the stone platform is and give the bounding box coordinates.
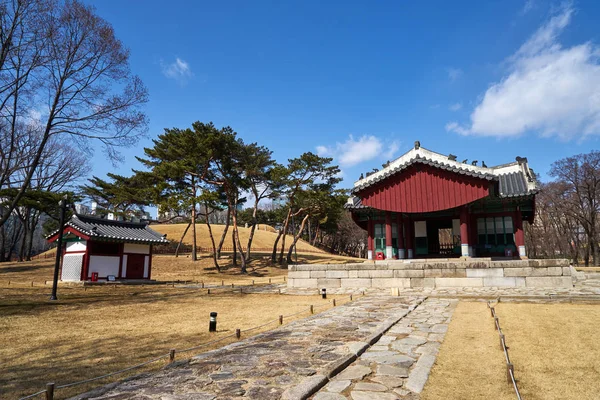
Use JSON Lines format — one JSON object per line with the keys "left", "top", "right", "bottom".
{"left": 288, "top": 259, "right": 572, "bottom": 290}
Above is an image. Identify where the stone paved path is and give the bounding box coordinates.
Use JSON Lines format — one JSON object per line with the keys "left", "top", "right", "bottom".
{"left": 313, "top": 298, "right": 457, "bottom": 400}
{"left": 72, "top": 296, "right": 425, "bottom": 400}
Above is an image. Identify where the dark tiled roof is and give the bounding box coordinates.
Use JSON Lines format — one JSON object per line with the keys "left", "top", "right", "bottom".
{"left": 344, "top": 196, "right": 370, "bottom": 210}
{"left": 48, "top": 214, "right": 169, "bottom": 244}
{"left": 498, "top": 172, "right": 534, "bottom": 198}
{"left": 352, "top": 154, "right": 496, "bottom": 193}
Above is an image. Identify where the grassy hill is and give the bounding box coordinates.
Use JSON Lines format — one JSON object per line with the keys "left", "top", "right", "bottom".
{"left": 151, "top": 223, "right": 324, "bottom": 253}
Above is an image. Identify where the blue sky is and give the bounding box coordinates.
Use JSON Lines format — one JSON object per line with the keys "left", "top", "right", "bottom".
{"left": 84, "top": 0, "right": 600, "bottom": 195}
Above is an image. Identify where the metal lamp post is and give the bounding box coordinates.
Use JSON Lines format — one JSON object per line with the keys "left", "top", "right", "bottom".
{"left": 50, "top": 195, "right": 68, "bottom": 301}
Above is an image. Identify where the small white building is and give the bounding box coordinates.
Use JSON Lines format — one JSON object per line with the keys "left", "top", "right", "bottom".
{"left": 47, "top": 214, "right": 169, "bottom": 281}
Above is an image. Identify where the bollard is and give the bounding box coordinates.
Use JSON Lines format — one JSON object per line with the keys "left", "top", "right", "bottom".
{"left": 269, "top": 278, "right": 272, "bottom": 283}
{"left": 333, "top": 299, "right": 336, "bottom": 306}
{"left": 207, "top": 288, "right": 211, "bottom": 294}
{"left": 310, "top": 305, "right": 314, "bottom": 314}
{"left": 31, "top": 281, "right": 34, "bottom": 287}
{"left": 279, "top": 315, "right": 283, "bottom": 325}
{"left": 499, "top": 333, "right": 505, "bottom": 350}
{"left": 494, "top": 317, "right": 499, "bottom": 330}
{"left": 201, "top": 281, "right": 204, "bottom": 288}
{"left": 350, "top": 294, "right": 353, "bottom": 301}
{"left": 252, "top": 280, "right": 255, "bottom": 285}
{"left": 209, "top": 312, "right": 218, "bottom": 332}
{"left": 46, "top": 383, "right": 55, "bottom": 400}
{"left": 232, "top": 283, "right": 234, "bottom": 288}
{"left": 278, "top": 288, "right": 281, "bottom": 294}
{"left": 506, "top": 363, "right": 514, "bottom": 383}
{"left": 283, "top": 276, "right": 286, "bottom": 282}
{"left": 236, "top": 328, "right": 241, "bottom": 339}
{"left": 490, "top": 306, "right": 495, "bottom": 317}
{"left": 221, "top": 280, "right": 224, "bottom": 286}
{"left": 321, "top": 288, "right": 327, "bottom": 299}
{"left": 169, "top": 349, "right": 176, "bottom": 363}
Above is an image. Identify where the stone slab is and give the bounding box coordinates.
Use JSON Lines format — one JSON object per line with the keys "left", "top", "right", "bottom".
{"left": 371, "top": 278, "right": 410, "bottom": 288}
{"left": 483, "top": 277, "right": 519, "bottom": 287}
{"left": 340, "top": 278, "right": 372, "bottom": 288}
{"left": 525, "top": 276, "right": 573, "bottom": 288}
{"left": 466, "top": 268, "right": 504, "bottom": 278}
{"left": 317, "top": 278, "right": 341, "bottom": 288}
{"left": 326, "top": 270, "right": 349, "bottom": 279}
{"left": 434, "top": 277, "right": 483, "bottom": 287}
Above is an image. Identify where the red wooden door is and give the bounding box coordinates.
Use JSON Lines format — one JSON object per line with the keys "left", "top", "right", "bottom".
{"left": 126, "top": 254, "right": 145, "bottom": 279}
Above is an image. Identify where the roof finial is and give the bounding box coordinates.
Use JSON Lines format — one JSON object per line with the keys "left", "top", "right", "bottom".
{"left": 414, "top": 140, "right": 420, "bottom": 149}
{"left": 482, "top": 161, "right": 487, "bottom": 168}
{"left": 471, "top": 160, "right": 478, "bottom": 166}
{"left": 462, "top": 159, "right": 468, "bottom": 164}
{"left": 448, "top": 154, "right": 457, "bottom": 161}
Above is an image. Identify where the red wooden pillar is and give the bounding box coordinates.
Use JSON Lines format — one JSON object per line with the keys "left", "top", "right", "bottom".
{"left": 367, "top": 218, "right": 374, "bottom": 260}
{"left": 514, "top": 209, "right": 526, "bottom": 258}
{"left": 406, "top": 216, "right": 414, "bottom": 259}
{"left": 397, "top": 214, "right": 405, "bottom": 259}
{"left": 460, "top": 206, "right": 470, "bottom": 257}
{"left": 385, "top": 212, "right": 393, "bottom": 259}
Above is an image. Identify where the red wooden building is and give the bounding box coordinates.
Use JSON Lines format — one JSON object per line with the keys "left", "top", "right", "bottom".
{"left": 346, "top": 142, "right": 539, "bottom": 260}
{"left": 47, "top": 214, "right": 169, "bottom": 281}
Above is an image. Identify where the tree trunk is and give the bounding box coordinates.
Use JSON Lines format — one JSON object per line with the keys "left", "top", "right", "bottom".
{"left": 191, "top": 208, "right": 198, "bottom": 261}
{"left": 271, "top": 229, "right": 283, "bottom": 263}
{"left": 231, "top": 203, "right": 247, "bottom": 273}
{"left": 25, "top": 212, "right": 40, "bottom": 261}
{"left": 245, "top": 198, "right": 260, "bottom": 261}
{"left": 232, "top": 229, "right": 237, "bottom": 266}
{"left": 175, "top": 221, "right": 192, "bottom": 257}
{"left": 278, "top": 208, "right": 292, "bottom": 264}
{"left": 205, "top": 217, "right": 220, "bottom": 271}
{"left": 287, "top": 214, "right": 309, "bottom": 264}
{"left": 216, "top": 206, "right": 231, "bottom": 259}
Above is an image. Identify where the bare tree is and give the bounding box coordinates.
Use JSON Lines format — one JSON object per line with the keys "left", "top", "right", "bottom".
{"left": 0, "top": 0, "right": 148, "bottom": 228}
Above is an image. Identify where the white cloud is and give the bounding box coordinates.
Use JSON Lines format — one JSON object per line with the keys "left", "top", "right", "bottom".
{"left": 161, "top": 57, "right": 193, "bottom": 83}
{"left": 447, "top": 5, "right": 600, "bottom": 140}
{"left": 316, "top": 135, "right": 400, "bottom": 167}
{"left": 447, "top": 67, "right": 463, "bottom": 82}
{"left": 449, "top": 103, "right": 463, "bottom": 111}
{"left": 521, "top": 0, "right": 535, "bottom": 15}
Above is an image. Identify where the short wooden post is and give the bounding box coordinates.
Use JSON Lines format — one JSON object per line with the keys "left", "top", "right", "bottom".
{"left": 499, "top": 333, "right": 505, "bottom": 350}
{"left": 506, "top": 363, "right": 514, "bottom": 383}
{"left": 310, "top": 305, "right": 314, "bottom": 314}
{"left": 31, "top": 281, "right": 34, "bottom": 287}
{"left": 236, "top": 328, "right": 241, "bottom": 339}
{"left": 231, "top": 283, "right": 234, "bottom": 288}
{"left": 350, "top": 294, "right": 353, "bottom": 301}
{"left": 333, "top": 299, "right": 336, "bottom": 306}
{"left": 269, "top": 278, "right": 272, "bottom": 283}
{"left": 252, "top": 280, "right": 255, "bottom": 285}
{"left": 283, "top": 276, "right": 286, "bottom": 282}
{"left": 494, "top": 317, "right": 500, "bottom": 330}
{"left": 207, "top": 289, "right": 211, "bottom": 294}
{"left": 490, "top": 306, "right": 495, "bottom": 317}
{"left": 46, "top": 383, "right": 55, "bottom": 400}
{"left": 201, "top": 281, "right": 204, "bottom": 288}
{"left": 278, "top": 288, "right": 281, "bottom": 294}
{"left": 169, "top": 349, "right": 176, "bottom": 363}
{"left": 279, "top": 315, "right": 283, "bottom": 325}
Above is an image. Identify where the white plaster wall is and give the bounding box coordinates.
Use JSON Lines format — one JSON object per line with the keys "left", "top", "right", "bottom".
{"left": 123, "top": 243, "right": 150, "bottom": 254}
{"left": 121, "top": 254, "right": 128, "bottom": 277}
{"left": 414, "top": 221, "right": 427, "bottom": 237}
{"left": 66, "top": 241, "right": 87, "bottom": 252}
{"left": 88, "top": 255, "right": 120, "bottom": 278}
{"left": 143, "top": 256, "right": 149, "bottom": 278}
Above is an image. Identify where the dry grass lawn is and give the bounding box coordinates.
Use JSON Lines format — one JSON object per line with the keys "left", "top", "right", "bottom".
{"left": 0, "top": 285, "right": 349, "bottom": 399}
{"left": 421, "top": 301, "right": 515, "bottom": 400}
{"left": 422, "top": 301, "right": 600, "bottom": 400}
{"left": 495, "top": 303, "right": 600, "bottom": 400}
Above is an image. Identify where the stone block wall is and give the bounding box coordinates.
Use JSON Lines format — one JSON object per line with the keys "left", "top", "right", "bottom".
{"left": 287, "top": 259, "right": 572, "bottom": 289}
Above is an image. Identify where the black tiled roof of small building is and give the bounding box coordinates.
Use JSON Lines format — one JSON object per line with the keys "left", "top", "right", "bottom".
{"left": 498, "top": 172, "right": 533, "bottom": 198}
{"left": 48, "top": 214, "right": 169, "bottom": 244}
